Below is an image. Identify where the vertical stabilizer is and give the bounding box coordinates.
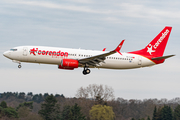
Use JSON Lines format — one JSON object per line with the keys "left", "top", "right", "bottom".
{"left": 129, "top": 26, "right": 172, "bottom": 58}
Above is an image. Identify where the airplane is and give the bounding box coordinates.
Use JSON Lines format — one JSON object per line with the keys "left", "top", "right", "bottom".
{"left": 3, "top": 26, "right": 175, "bottom": 75}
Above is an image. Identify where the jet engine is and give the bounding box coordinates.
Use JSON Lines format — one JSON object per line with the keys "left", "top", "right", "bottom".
{"left": 58, "top": 59, "right": 79, "bottom": 70}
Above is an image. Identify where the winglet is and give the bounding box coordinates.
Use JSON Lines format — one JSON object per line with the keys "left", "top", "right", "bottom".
{"left": 102, "top": 48, "right": 106, "bottom": 51}
{"left": 114, "top": 40, "right": 125, "bottom": 55}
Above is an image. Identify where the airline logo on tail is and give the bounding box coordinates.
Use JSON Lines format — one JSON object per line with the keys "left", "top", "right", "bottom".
{"left": 147, "top": 44, "right": 155, "bottom": 55}
{"left": 147, "top": 29, "right": 170, "bottom": 55}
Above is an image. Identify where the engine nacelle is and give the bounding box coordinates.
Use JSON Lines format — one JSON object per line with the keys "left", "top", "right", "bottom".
{"left": 58, "top": 59, "right": 79, "bottom": 70}
{"left": 58, "top": 65, "right": 75, "bottom": 70}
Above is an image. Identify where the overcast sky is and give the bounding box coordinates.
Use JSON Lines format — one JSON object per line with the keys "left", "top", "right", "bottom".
{"left": 0, "top": 0, "right": 180, "bottom": 100}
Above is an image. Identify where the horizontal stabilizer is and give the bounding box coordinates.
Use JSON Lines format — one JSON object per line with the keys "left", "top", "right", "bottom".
{"left": 151, "top": 55, "right": 175, "bottom": 60}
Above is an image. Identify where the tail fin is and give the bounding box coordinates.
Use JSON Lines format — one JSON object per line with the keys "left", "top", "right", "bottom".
{"left": 129, "top": 26, "right": 172, "bottom": 58}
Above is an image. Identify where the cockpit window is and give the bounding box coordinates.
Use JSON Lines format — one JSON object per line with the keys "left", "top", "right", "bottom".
{"left": 10, "top": 49, "right": 17, "bottom": 51}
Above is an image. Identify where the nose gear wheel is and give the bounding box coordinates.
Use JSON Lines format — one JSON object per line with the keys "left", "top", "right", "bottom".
{"left": 18, "top": 63, "right": 21, "bottom": 68}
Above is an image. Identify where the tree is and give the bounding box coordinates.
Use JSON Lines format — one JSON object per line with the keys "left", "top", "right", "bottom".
{"left": 95, "top": 93, "right": 107, "bottom": 105}
{"left": 152, "top": 106, "right": 157, "bottom": 120}
{"left": 38, "top": 93, "right": 44, "bottom": 103}
{"left": 61, "top": 94, "right": 65, "bottom": 98}
{"left": 152, "top": 106, "right": 162, "bottom": 120}
{"left": 89, "top": 104, "right": 115, "bottom": 120}
{"left": 61, "top": 103, "right": 86, "bottom": 120}
{"left": 147, "top": 116, "right": 151, "bottom": 120}
{"left": 2, "top": 107, "right": 18, "bottom": 118}
{"left": 32, "top": 94, "right": 39, "bottom": 103}
{"left": 140, "top": 118, "right": 145, "bottom": 120}
{"left": 156, "top": 106, "right": 162, "bottom": 120}
{"left": 0, "top": 101, "right": 18, "bottom": 118}
{"left": 161, "top": 105, "right": 173, "bottom": 120}
{"left": 18, "top": 106, "right": 43, "bottom": 120}
{"left": 27, "top": 92, "right": 33, "bottom": 96}
{"left": 71, "top": 103, "right": 86, "bottom": 120}
{"left": 16, "top": 101, "right": 33, "bottom": 111}
{"left": 18, "top": 106, "right": 31, "bottom": 118}
{"left": 174, "top": 105, "right": 180, "bottom": 120}
{"left": 18, "top": 92, "right": 25, "bottom": 99}
{"left": 26, "top": 92, "right": 33, "bottom": 101}
{"left": 0, "top": 101, "right": 7, "bottom": 108}
{"left": 38, "top": 94, "right": 60, "bottom": 120}
{"left": 76, "top": 84, "right": 114, "bottom": 102}
{"left": 61, "top": 105, "right": 72, "bottom": 120}
{"left": 55, "top": 94, "right": 61, "bottom": 97}
{"left": 44, "top": 93, "right": 49, "bottom": 99}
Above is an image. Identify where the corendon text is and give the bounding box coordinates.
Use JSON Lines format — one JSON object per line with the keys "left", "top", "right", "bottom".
{"left": 30, "top": 48, "right": 68, "bottom": 57}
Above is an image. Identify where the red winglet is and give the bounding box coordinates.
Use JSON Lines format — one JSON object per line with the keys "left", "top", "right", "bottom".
{"left": 102, "top": 48, "right": 106, "bottom": 51}
{"left": 114, "top": 40, "right": 125, "bottom": 55}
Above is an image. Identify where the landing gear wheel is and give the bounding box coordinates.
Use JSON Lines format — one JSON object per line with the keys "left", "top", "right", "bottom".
{"left": 18, "top": 65, "right": 21, "bottom": 69}
{"left": 86, "top": 69, "right": 91, "bottom": 74}
{"left": 82, "top": 65, "right": 91, "bottom": 75}
{"left": 83, "top": 70, "right": 87, "bottom": 75}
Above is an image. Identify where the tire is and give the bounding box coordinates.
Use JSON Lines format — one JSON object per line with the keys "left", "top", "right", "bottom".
{"left": 86, "top": 69, "right": 91, "bottom": 74}
{"left": 18, "top": 65, "right": 21, "bottom": 68}
{"left": 83, "top": 70, "right": 87, "bottom": 75}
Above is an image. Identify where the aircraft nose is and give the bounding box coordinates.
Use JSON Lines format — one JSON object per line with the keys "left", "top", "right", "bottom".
{"left": 3, "top": 51, "right": 9, "bottom": 58}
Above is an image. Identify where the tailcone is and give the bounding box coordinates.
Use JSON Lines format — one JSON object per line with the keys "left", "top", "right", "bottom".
{"left": 151, "top": 59, "right": 165, "bottom": 64}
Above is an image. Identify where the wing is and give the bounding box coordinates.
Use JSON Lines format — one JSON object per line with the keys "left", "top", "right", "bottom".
{"left": 78, "top": 40, "right": 125, "bottom": 67}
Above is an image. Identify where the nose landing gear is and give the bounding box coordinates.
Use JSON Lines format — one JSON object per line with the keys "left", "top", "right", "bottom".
{"left": 12, "top": 60, "right": 22, "bottom": 69}
{"left": 18, "top": 63, "right": 21, "bottom": 69}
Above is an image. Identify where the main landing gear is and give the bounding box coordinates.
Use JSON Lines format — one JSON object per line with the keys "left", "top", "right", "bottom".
{"left": 82, "top": 66, "right": 91, "bottom": 75}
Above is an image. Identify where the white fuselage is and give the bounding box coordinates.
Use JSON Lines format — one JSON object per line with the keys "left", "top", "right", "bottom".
{"left": 3, "top": 46, "right": 156, "bottom": 69}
